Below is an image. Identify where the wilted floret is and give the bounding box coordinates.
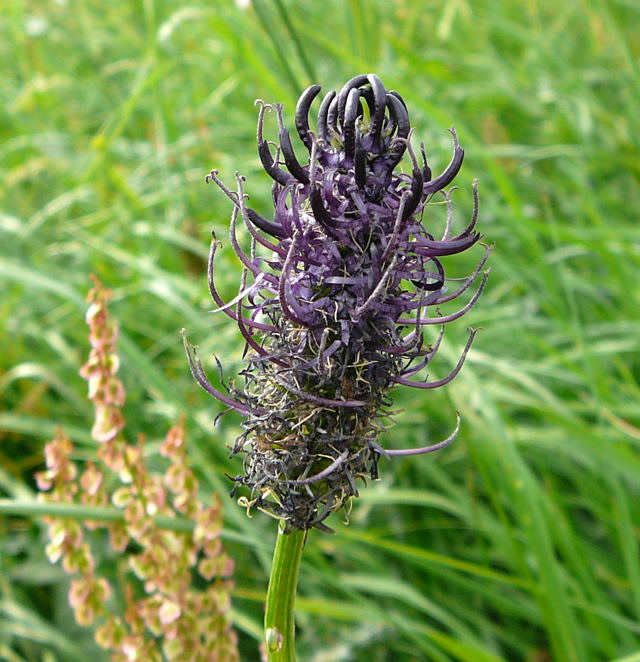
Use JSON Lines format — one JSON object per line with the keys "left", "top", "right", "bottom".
{"left": 185, "top": 74, "right": 489, "bottom": 531}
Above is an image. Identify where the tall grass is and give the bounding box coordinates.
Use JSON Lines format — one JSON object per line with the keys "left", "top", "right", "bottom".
{"left": 1, "top": 0, "right": 639, "bottom": 660}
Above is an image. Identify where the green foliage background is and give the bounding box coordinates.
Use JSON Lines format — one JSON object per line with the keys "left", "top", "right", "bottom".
{"left": 1, "top": 0, "right": 639, "bottom": 660}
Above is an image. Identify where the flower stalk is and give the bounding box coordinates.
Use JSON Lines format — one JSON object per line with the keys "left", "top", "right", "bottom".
{"left": 264, "top": 525, "right": 305, "bottom": 661}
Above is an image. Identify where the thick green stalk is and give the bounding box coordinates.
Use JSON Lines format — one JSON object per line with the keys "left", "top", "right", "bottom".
{"left": 264, "top": 523, "right": 305, "bottom": 661}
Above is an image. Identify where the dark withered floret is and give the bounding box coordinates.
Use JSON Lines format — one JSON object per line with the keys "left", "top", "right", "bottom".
{"left": 184, "top": 74, "right": 489, "bottom": 531}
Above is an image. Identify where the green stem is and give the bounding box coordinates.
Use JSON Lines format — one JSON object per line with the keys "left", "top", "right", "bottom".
{"left": 264, "top": 523, "right": 305, "bottom": 661}
{"left": 0, "top": 498, "right": 193, "bottom": 533}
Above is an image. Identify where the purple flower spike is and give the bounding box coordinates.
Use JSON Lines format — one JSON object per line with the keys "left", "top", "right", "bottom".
{"left": 187, "top": 75, "right": 489, "bottom": 531}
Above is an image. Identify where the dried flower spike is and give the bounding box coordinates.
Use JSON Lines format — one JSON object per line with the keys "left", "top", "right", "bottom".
{"left": 186, "top": 74, "right": 488, "bottom": 532}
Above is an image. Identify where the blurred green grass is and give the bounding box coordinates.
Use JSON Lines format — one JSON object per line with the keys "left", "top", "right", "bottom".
{"left": 1, "top": 0, "right": 639, "bottom": 660}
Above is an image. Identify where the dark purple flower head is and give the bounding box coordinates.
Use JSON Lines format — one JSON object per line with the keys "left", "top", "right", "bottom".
{"left": 185, "top": 74, "right": 489, "bottom": 531}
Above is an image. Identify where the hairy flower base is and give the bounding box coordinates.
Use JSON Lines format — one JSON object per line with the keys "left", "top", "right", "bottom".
{"left": 187, "top": 74, "right": 488, "bottom": 531}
